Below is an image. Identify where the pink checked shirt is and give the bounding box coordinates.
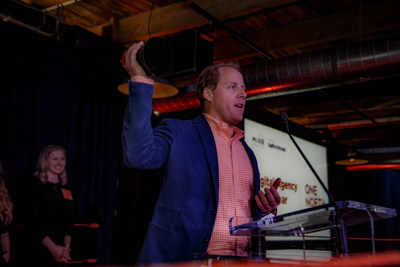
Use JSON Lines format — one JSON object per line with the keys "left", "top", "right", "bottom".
{"left": 204, "top": 113, "right": 254, "bottom": 257}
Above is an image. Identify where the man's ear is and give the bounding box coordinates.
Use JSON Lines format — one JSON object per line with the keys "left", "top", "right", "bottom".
{"left": 203, "top": 87, "right": 213, "bottom": 102}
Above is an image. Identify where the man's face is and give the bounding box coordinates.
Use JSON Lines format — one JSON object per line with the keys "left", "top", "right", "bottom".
{"left": 205, "top": 67, "right": 247, "bottom": 126}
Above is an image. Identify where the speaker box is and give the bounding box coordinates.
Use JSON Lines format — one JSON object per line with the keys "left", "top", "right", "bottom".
{"left": 161, "top": 31, "right": 214, "bottom": 81}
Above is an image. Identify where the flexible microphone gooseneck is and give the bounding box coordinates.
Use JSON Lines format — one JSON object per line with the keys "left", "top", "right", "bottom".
{"left": 280, "top": 112, "right": 336, "bottom": 208}
{"left": 281, "top": 112, "right": 351, "bottom": 254}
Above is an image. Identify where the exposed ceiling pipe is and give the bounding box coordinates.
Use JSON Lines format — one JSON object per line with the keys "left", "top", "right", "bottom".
{"left": 0, "top": 0, "right": 60, "bottom": 37}
{"left": 308, "top": 117, "right": 400, "bottom": 130}
{"left": 43, "top": 0, "right": 83, "bottom": 12}
{"left": 183, "top": 0, "right": 274, "bottom": 60}
{"left": 153, "top": 33, "right": 400, "bottom": 113}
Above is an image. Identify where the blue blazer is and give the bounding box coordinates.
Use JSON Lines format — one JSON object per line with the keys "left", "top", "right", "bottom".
{"left": 122, "top": 81, "right": 262, "bottom": 264}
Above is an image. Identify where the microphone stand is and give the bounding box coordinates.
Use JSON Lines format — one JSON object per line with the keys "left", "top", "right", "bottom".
{"left": 281, "top": 112, "right": 349, "bottom": 255}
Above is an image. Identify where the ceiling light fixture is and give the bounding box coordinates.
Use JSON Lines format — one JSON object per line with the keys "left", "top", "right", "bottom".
{"left": 117, "top": 77, "right": 178, "bottom": 98}
{"left": 335, "top": 148, "right": 369, "bottom": 166}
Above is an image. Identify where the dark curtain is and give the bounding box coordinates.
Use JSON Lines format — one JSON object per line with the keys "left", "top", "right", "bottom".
{"left": 0, "top": 21, "right": 149, "bottom": 264}
{"left": 333, "top": 168, "right": 400, "bottom": 252}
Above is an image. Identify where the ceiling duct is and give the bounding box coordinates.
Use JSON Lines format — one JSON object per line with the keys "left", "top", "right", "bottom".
{"left": 243, "top": 33, "right": 400, "bottom": 96}
{"left": 153, "top": 33, "right": 400, "bottom": 113}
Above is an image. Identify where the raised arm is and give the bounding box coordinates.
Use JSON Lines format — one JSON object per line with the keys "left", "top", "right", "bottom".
{"left": 121, "top": 42, "right": 171, "bottom": 169}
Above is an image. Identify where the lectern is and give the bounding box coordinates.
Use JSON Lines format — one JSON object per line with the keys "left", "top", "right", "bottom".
{"left": 230, "top": 200, "right": 397, "bottom": 259}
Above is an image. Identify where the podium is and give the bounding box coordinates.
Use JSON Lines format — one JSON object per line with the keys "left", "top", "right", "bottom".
{"left": 230, "top": 200, "right": 397, "bottom": 258}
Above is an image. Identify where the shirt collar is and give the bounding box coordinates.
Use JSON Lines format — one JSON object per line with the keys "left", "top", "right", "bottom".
{"left": 203, "top": 113, "right": 244, "bottom": 140}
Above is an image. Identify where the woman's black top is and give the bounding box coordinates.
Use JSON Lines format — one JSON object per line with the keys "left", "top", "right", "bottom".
{"left": 27, "top": 177, "right": 74, "bottom": 244}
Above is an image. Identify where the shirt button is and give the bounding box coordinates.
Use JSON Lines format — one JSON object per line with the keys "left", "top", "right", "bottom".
{"left": 203, "top": 238, "right": 209, "bottom": 244}
{"left": 210, "top": 210, "right": 216, "bottom": 216}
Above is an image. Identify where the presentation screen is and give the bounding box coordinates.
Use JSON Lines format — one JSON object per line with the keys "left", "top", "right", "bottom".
{"left": 244, "top": 118, "right": 329, "bottom": 214}
{"left": 244, "top": 118, "right": 331, "bottom": 259}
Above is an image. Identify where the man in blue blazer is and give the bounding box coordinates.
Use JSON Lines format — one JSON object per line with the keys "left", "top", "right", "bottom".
{"left": 122, "top": 42, "right": 281, "bottom": 265}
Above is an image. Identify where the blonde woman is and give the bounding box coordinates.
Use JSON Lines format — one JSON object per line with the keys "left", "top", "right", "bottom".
{"left": 0, "top": 160, "right": 12, "bottom": 265}
{"left": 26, "top": 145, "right": 74, "bottom": 265}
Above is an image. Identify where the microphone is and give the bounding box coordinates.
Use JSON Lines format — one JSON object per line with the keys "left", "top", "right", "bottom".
{"left": 281, "top": 113, "right": 353, "bottom": 254}
{"left": 281, "top": 112, "right": 336, "bottom": 207}
{"left": 281, "top": 111, "right": 290, "bottom": 133}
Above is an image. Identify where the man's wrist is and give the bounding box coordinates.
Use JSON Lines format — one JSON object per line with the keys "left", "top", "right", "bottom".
{"left": 130, "top": 76, "right": 154, "bottom": 85}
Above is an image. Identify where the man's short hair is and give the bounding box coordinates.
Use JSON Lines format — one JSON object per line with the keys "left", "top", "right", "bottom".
{"left": 196, "top": 62, "right": 242, "bottom": 109}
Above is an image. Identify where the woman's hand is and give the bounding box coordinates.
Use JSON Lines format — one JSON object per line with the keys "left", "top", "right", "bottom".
{"left": 2, "top": 250, "right": 10, "bottom": 263}
{"left": 51, "top": 244, "right": 71, "bottom": 263}
{"left": 43, "top": 236, "right": 71, "bottom": 263}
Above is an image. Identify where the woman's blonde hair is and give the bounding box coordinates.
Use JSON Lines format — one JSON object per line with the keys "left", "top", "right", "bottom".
{"left": 34, "top": 145, "right": 68, "bottom": 185}
{"left": 0, "top": 161, "right": 13, "bottom": 218}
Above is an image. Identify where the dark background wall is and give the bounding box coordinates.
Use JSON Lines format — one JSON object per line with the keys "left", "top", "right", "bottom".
{"left": 1, "top": 21, "right": 399, "bottom": 265}
{"left": 0, "top": 21, "right": 139, "bottom": 264}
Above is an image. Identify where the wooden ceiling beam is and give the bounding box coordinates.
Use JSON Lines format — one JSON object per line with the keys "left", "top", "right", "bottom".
{"left": 20, "top": 0, "right": 75, "bottom": 8}
{"left": 116, "top": 0, "right": 301, "bottom": 44}
{"left": 214, "top": 0, "right": 400, "bottom": 62}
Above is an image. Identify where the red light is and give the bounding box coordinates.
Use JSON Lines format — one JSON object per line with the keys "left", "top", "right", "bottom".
{"left": 347, "top": 164, "right": 400, "bottom": 171}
